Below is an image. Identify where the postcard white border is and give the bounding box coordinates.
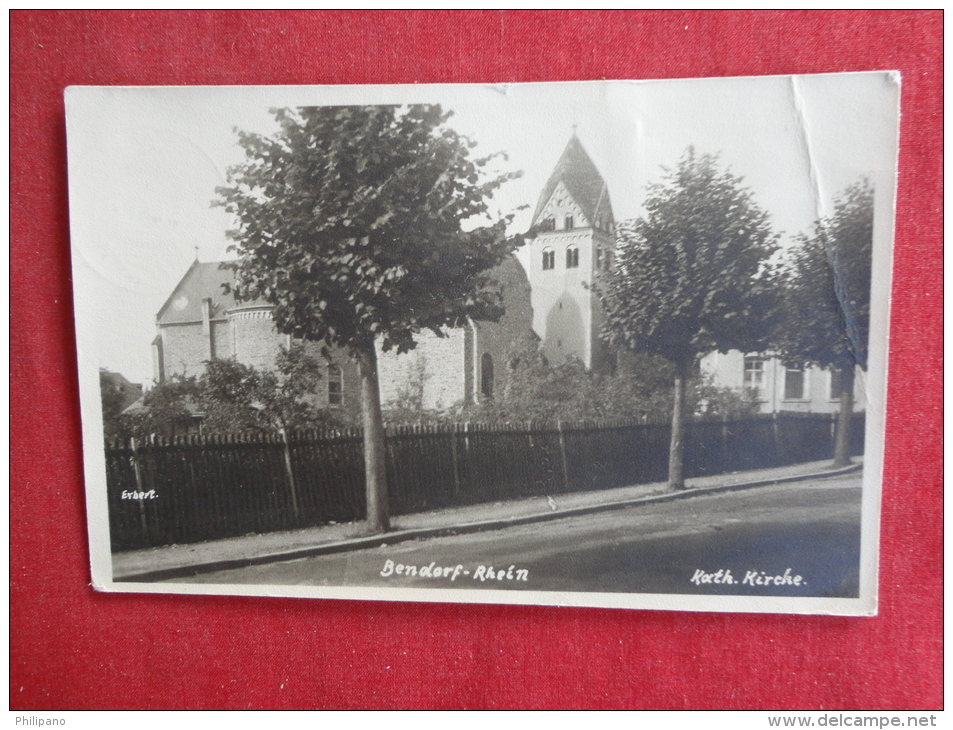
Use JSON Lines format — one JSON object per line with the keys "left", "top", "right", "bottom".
{"left": 68, "top": 74, "right": 899, "bottom": 615}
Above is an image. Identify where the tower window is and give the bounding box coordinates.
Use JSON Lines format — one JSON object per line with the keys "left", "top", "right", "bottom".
{"left": 566, "top": 245, "right": 579, "bottom": 269}
{"left": 542, "top": 247, "right": 555, "bottom": 270}
{"left": 480, "top": 353, "right": 494, "bottom": 399}
{"left": 564, "top": 215, "right": 574, "bottom": 231}
{"left": 328, "top": 364, "right": 343, "bottom": 407}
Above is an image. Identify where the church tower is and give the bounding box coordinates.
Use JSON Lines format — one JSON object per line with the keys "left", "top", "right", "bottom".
{"left": 527, "top": 134, "right": 616, "bottom": 371}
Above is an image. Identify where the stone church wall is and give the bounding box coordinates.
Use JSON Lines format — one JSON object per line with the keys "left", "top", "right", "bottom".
{"left": 160, "top": 324, "right": 211, "bottom": 379}
{"left": 377, "top": 330, "right": 468, "bottom": 412}
{"left": 230, "top": 309, "right": 286, "bottom": 373}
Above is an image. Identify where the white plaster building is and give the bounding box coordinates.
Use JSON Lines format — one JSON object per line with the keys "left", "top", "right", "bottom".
{"left": 701, "top": 351, "right": 865, "bottom": 414}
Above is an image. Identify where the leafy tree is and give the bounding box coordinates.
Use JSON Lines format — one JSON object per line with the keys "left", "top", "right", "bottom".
{"left": 118, "top": 373, "right": 201, "bottom": 441}
{"left": 482, "top": 340, "right": 675, "bottom": 423}
{"left": 197, "top": 359, "right": 264, "bottom": 434}
{"left": 691, "top": 377, "right": 761, "bottom": 419}
{"left": 260, "top": 344, "right": 346, "bottom": 430}
{"left": 601, "top": 148, "right": 779, "bottom": 489}
{"left": 100, "top": 370, "right": 145, "bottom": 441}
{"left": 775, "top": 180, "right": 873, "bottom": 466}
{"left": 216, "top": 105, "right": 521, "bottom": 532}
{"left": 198, "top": 345, "right": 339, "bottom": 434}
{"left": 114, "top": 346, "right": 335, "bottom": 440}
{"left": 437, "top": 335, "right": 755, "bottom": 425}
{"left": 100, "top": 369, "right": 128, "bottom": 441}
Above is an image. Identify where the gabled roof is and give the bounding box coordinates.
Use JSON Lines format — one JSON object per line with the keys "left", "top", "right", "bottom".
{"left": 100, "top": 369, "right": 143, "bottom": 410}
{"left": 156, "top": 260, "right": 268, "bottom": 326}
{"left": 531, "top": 135, "right": 615, "bottom": 228}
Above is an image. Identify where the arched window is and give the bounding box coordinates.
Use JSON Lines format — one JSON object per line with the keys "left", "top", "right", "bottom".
{"left": 539, "top": 217, "right": 555, "bottom": 232}
{"left": 564, "top": 215, "right": 574, "bottom": 231}
{"left": 566, "top": 245, "right": 579, "bottom": 268}
{"left": 481, "top": 353, "right": 494, "bottom": 399}
{"left": 542, "top": 247, "right": 555, "bottom": 270}
{"left": 327, "top": 364, "right": 343, "bottom": 407}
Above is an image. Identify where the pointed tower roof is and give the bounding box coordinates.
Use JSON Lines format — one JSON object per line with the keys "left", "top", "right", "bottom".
{"left": 532, "top": 134, "right": 614, "bottom": 228}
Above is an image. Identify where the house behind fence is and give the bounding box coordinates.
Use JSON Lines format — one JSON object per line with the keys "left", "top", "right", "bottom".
{"left": 106, "top": 412, "right": 864, "bottom": 552}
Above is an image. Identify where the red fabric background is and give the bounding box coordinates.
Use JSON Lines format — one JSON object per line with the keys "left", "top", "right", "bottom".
{"left": 10, "top": 11, "right": 942, "bottom": 710}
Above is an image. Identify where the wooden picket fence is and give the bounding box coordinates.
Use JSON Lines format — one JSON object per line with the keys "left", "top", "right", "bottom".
{"left": 105, "top": 412, "right": 864, "bottom": 552}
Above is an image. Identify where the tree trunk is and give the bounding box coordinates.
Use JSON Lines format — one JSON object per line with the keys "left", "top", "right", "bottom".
{"left": 668, "top": 359, "right": 690, "bottom": 490}
{"left": 357, "top": 343, "right": 389, "bottom": 533}
{"left": 832, "top": 365, "right": 855, "bottom": 468}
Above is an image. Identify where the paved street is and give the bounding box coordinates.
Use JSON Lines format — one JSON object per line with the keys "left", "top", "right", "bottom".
{"left": 170, "top": 473, "right": 863, "bottom": 597}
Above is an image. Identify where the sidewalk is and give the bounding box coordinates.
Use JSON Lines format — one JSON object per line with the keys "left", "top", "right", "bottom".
{"left": 112, "top": 457, "right": 863, "bottom": 582}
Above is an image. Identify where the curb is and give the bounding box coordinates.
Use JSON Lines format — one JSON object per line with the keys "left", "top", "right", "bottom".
{"left": 115, "top": 462, "right": 863, "bottom": 584}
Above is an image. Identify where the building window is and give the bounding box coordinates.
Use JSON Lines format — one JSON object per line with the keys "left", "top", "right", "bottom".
{"left": 481, "top": 353, "right": 494, "bottom": 399}
{"left": 539, "top": 217, "right": 555, "bottom": 232}
{"left": 829, "top": 369, "right": 845, "bottom": 400}
{"left": 328, "top": 364, "right": 343, "bottom": 407}
{"left": 744, "top": 357, "right": 764, "bottom": 399}
{"left": 784, "top": 367, "right": 805, "bottom": 400}
{"left": 542, "top": 247, "right": 555, "bottom": 270}
{"left": 595, "top": 247, "right": 603, "bottom": 268}
{"left": 564, "top": 215, "right": 574, "bottom": 230}
{"left": 566, "top": 245, "right": 579, "bottom": 269}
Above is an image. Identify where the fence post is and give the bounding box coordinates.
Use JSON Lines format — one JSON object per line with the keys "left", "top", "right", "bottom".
{"left": 280, "top": 429, "right": 300, "bottom": 520}
{"left": 129, "top": 437, "right": 147, "bottom": 533}
{"left": 721, "top": 414, "right": 730, "bottom": 471}
{"left": 557, "top": 420, "right": 570, "bottom": 492}
{"left": 831, "top": 412, "right": 838, "bottom": 457}
{"left": 450, "top": 424, "right": 461, "bottom": 498}
{"left": 772, "top": 412, "right": 784, "bottom": 466}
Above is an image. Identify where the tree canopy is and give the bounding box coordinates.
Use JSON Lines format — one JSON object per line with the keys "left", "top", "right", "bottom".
{"left": 601, "top": 148, "right": 780, "bottom": 368}
{"left": 601, "top": 148, "right": 779, "bottom": 489}
{"left": 107, "top": 346, "right": 338, "bottom": 441}
{"left": 100, "top": 370, "right": 131, "bottom": 441}
{"left": 774, "top": 179, "right": 873, "bottom": 374}
{"left": 216, "top": 104, "right": 521, "bottom": 357}
{"left": 197, "top": 345, "right": 333, "bottom": 434}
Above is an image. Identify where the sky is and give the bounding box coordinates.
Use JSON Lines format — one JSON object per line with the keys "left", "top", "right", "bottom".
{"left": 66, "top": 73, "right": 900, "bottom": 385}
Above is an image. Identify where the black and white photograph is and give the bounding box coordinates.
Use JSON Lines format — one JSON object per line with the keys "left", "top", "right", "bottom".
{"left": 67, "top": 74, "right": 899, "bottom": 614}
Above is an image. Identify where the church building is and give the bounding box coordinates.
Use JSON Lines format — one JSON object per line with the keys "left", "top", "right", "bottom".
{"left": 145, "top": 133, "right": 863, "bottom": 420}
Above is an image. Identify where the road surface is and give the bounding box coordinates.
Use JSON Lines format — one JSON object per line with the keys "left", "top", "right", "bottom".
{"left": 172, "top": 473, "right": 863, "bottom": 597}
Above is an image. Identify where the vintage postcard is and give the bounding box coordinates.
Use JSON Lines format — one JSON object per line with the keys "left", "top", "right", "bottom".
{"left": 67, "top": 74, "right": 899, "bottom": 614}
